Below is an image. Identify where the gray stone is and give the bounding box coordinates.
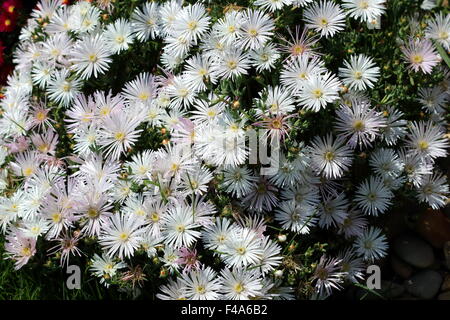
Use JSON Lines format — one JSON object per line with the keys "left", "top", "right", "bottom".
{"left": 391, "top": 254, "right": 413, "bottom": 279}
{"left": 379, "top": 280, "right": 405, "bottom": 299}
{"left": 393, "top": 234, "right": 435, "bottom": 268}
{"left": 444, "top": 241, "right": 450, "bottom": 270}
{"left": 405, "top": 270, "right": 443, "bottom": 299}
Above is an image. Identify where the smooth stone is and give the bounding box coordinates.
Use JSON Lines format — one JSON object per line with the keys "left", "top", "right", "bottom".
{"left": 394, "top": 234, "right": 435, "bottom": 269}
{"left": 379, "top": 280, "right": 405, "bottom": 299}
{"left": 405, "top": 270, "right": 443, "bottom": 299}
{"left": 391, "top": 254, "right": 413, "bottom": 279}
{"left": 416, "top": 209, "right": 450, "bottom": 248}
{"left": 441, "top": 274, "right": 450, "bottom": 292}
{"left": 444, "top": 241, "right": 450, "bottom": 270}
{"left": 438, "top": 291, "right": 450, "bottom": 300}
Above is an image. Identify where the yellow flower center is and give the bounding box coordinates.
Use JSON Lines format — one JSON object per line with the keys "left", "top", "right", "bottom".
{"left": 52, "top": 212, "right": 62, "bottom": 223}
{"left": 354, "top": 71, "right": 363, "bottom": 80}
{"left": 114, "top": 132, "right": 126, "bottom": 142}
{"left": 418, "top": 140, "right": 429, "bottom": 150}
{"left": 292, "top": 45, "right": 305, "bottom": 55}
{"left": 248, "top": 28, "right": 258, "bottom": 37}
{"left": 36, "top": 111, "right": 46, "bottom": 121}
{"left": 23, "top": 167, "right": 34, "bottom": 177}
{"left": 412, "top": 54, "right": 424, "bottom": 64}
{"left": 87, "top": 207, "right": 99, "bottom": 218}
{"left": 312, "top": 89, "right": 323, "bottom": 99}
{"left": 115, "top": 36, "right": 124, "bottom": 44}
{"left": 119, "top": 232, "right": 129, "bottom": 242}
{"left": 359, "top": 1, "right": 369, "bottom": 9}
{"left": 353, "top": 120, "right": 365, "bottom": 131}
{"left": 21, "top": 247, "right": 32, "bottom": 257}
{"left": 234, "top": 282, "right": 245, "bottom": 293}
{"left": 88, "top": 54, "right": 98, "bottom": 62}
{"left": 324, "top": 151, "right": 335, "bottom": 161}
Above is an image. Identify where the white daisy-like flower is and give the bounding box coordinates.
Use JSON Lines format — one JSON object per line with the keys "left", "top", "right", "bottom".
{"left": 426, "top": 12, "right": 450, "bottom": 51}
{"left": 70, "top": 34, "right": 112, "bottom": 80}
{"left": 99, "top": 213, "right": 145, "bottom": 259}
{"left": 99, "top": 112, "right": 143, "bottom": 160}
{"left": 103, "top": 18, "right": 135, "bottom": 54}
{"left": 219, "top": 267, "right": 263, "bottom": 300}
{"left": 179, "top": 267, "right": 222, "bottom": 300}
{"left": 303, "top": 1, "right": 347, "bottom": 38}
{"left": 90, "top": 253, "right": 126, "bottom": 287}
{"left": 161, "top": 205, "right": 201, "bottom": 248}
{"left": 46, "top": 69, "right": 82, "bottom": 107}
{"left": 405, "top": 120, "right": 449, "bottom": 162}
{"left": 217, "top": 48, "right": 251, "bottom": 80}
{"left": 297, "top": 72, "right": 341, "bottom": 112}
{"left": 254, "top": 0, "right": 293, "bottom": 12}
{"left": 131, "top": 2, "right": 160, "bottom": 42}
{"left": 355, "top": 176, "right": 393, "bottom": 216}
{"left": 342, "top": 0, "right": 386, "bottom": 23}
{"left": 369, "top": 148, "right": 404, "bottom": 179}
{"left": 353, "top": 226, "right": 388, "bottom": 261}
{"left": 275, "top": 201, "right": 317, "bottom": 234}
{"left": 172, "top": 3, "right": 210, "bottom": 44}
{"left": 222, "top": 228, "right": 264, "bottom": 268}
{"left": 239, "top": 9, "right": 275, "bottom": 50}
{"left": 308, "top": 134, "right": 353, "bottom": 179}
{"left": 334, "top": 99, "right": 386, "bottom": 149}
{"left": 318, "top": 193, "right": 349, "bottom": 229}
{"left": 416, "top": 172, "right": 449, "bottom": 209}
{"left": 339, "top": 54, "right": 380, "bottom": 91}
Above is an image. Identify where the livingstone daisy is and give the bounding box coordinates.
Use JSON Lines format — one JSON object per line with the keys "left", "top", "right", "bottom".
{"left": 308, "top": 134, "right": 353, "bottom": 179}
{"left": 342, "top": 0, "right": 386, "bottom": 23}
{"left": 99, "top": 213, "right": 145, "bottom": 259}
{"left": 401, "top": 38, "right": 440, "bottom": 74}
{"left": 70, "top": 34, "right": 112, "bottom": 80}
{"left": 353, "top": 226, "right": 388, "bottom": 261}
{"left": 303, "top": 1, "right": 346, "bottom": 38}
{"left": 339, "top": 54, "right": 380, "bottom": 91}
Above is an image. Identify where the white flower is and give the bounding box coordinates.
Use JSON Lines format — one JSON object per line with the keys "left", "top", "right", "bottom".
{"left": 416, "top": 172, "right": 449, "bottom": 209}
{"left": 426, "top": 12, "right": 450, "bottom": 51}
{"left": 342, "top": 0, "right": 386, "bottom": 23}
{"left": 161, "top": 205, "right": 201, "bottom": 248}
{"left": 219, "top": 267, "right": 263, "bottom": 300}
{"left": 405, "top": 120, "right": 449, "bottom": 162}
{"left": 172, "top": 3, "right": 210, "bottom": 44}
{"left": 308, "top": 134, "right": 353, "bottom": 179}
{"left": 179, "top": 267, "right": 222, "bottom": 300}
{"left": 131, "top": 2, "right": 160, "bottom": 42}
{"left": 99, "top": 213, "right": 145, "bottom": 259}
{"left": 222, "top": 228, "right": 264, "bottom": 268}
{"left": 46, "top": 69, "right": 82, "bottom": 107}
{"left": 217, "top": 48, "right": 251, "bottom": 80}
{"left": 70, "top": 34, "right": 112, "bottom": 80}
{"left": 297, "top": 72, "right": 341, "bottom": 111}
{"left": 254, "top": 0, "right": 293, "bottom": 12}
{"left": 99, "top": 112, "right": 143, "bottom": 160}
{"left": 339, "top": 54, "right": 380, "bottom": 91}
{"left": 304, "top": 1, "right": 346, "bottom": 38}
{"left": 334, "top": 99, "right": 386, "bottom": 149}
{"left": 90, "top": 253, "right": 126, "bottom": 287}
{"left": 318, "top": 193, "right": 349, "bottom": 229}
{"left": 353, "top": 227, "right": 388, "bottom": 261}
{"left": 355, "top": 176, "right": 393, "bottom": 216}
{"left": 275, "top": 201, "right": 317, "bottom": 234}
{"left": 103, "top": 18, "right": 135, "bottom": 54}
{"left": 238, "top": 9, "right": 275, "bottom": 50}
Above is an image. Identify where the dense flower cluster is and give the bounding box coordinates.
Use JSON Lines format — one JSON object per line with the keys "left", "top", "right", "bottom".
{"left": 0, "top": 0, "right": 448, "bottom": 300}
